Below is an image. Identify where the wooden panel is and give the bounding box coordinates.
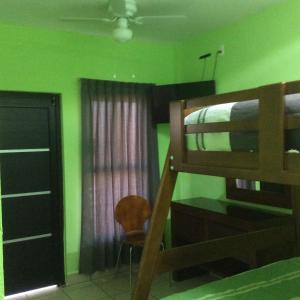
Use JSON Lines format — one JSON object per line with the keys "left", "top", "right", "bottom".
{"left": 179, "top": 163, "right": 259, "bottom": 181}
{"left": 171, "top": 199, "right": 294, "bottom": 280}
{"left": 258, "top": 83, "right": 285, "bottom": 174}
{"left": 2, "top": 195, "right": 52, "bottom": 240}
{"left": 226, "top": 178, "right": 292, "bottom": 209}
{"left": 0, "top": 152, "right": 50, "bottom": 194}
{"left": 178, "top": 162, "right": 300, "bottom": 185}
{"left": 186, "top": 87, "right": 259, "bottom": 108}
{"left": 286, "top": 80, "right": 300, "bottom": 95}
{"left": 285, "top": 153, "right": 300, "bottom": 171}
{"left": 0, "top": 107, "right": 50, "bottom": 149}
{"left": 185, "top": 120, "right": 258, "bottom": 133}
{"left": 206, "top": 221, "right": 242, "bottom": 240}
{"left": 156, "top": 225, "right": 295, "bottom": 273}
{"left": 291, "top": 185, "right": 300, "bottom": 255}
{"left": 176, "top": 81, "right": 215, "bottom": 99}
{"left": 187, "top": 151, "right": 258, "bottom": 169}
{"left": 170, "top": 101, "right": 186, "bottom": 169}
{"left": 0, "top": 92, "right": 54, "bottom": 108}
{"left": 152, "top": 84, "right": 177, "bottom": 124}
{"left": 172, "top": 211, "right": 205, "bottom": 244}
{"left": 4, "top": 238, "right": 58, "bottom": 295}
{"left": 286, "top": 115, "right": 300, "bottom": 129}
{"left": 152, "top": 80, "right": 215, "bottom": 123}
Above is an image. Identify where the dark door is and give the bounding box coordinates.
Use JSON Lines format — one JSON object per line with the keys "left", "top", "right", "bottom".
{"left": 0, "top": 92, "right": 64, "bottom": 296}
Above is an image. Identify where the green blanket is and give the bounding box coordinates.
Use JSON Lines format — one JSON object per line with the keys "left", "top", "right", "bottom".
{"left": 161, "top": 257, "right": 300, "bottom": 300}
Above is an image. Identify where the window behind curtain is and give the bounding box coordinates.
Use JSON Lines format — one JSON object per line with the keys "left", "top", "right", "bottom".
{"left": 80, "top": 80, "right": 159, "bottom": 273}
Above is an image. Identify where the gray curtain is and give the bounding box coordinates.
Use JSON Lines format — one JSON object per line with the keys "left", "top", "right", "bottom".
{"left": 80, "top": 79, "right": 159, "bottom": 273}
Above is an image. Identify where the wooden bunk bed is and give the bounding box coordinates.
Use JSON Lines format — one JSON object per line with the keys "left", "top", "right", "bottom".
{"left": 133, "top": 81, "right": 300, "bottom": 300}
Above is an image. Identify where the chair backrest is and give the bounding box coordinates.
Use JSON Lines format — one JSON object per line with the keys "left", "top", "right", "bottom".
{"left": 115, "top": 195, "right": 151, "bottom": 235}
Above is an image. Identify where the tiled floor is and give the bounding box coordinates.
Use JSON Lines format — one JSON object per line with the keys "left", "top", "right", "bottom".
{"left": 5, "top": 265, "right": 216, "bottom": 300}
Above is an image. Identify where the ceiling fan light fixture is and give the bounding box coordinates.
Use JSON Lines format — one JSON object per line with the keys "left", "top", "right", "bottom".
{"left": 113, "top": 17, "right": 133, "bottom": 42}
{"left": 113, "top": 26, "right": 133, "bottom": 42}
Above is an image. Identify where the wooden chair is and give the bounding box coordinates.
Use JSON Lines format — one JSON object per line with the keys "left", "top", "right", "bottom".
{"left": 114, "top": 195, "right": 152, "bottom": 289}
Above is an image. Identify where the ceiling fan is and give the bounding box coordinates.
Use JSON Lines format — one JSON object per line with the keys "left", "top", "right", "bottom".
{"left": 61, "top": 0, "right": 187, "bottom": 42}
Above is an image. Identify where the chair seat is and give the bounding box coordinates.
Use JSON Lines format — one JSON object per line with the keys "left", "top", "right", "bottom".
{"left": 125, "top": 231, "right": 146, "bottom": 247}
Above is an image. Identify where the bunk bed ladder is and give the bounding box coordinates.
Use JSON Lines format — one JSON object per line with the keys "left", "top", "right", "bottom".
{"left": 133, "top": 148, "right": 177, "bottom": 300}
{"left": 132, "top": 100, "right": 185, "bottom": 299}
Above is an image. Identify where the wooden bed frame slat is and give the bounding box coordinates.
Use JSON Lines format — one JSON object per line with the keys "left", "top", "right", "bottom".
{"left": 186, "top": 87, "right": 259, "bottom": 108}
{"left": 178, "top": 162, "right": 300, "bottom": 185}
{"left": 286, "top": 153, "right": 300, "bottom": 171}
{"left": 226, "top": 178, "right": 292, "bottom": 209}
{"left": 286, "top": 115, "right": 300, "bottom": 129}
{"left": 258, "top": 83, "right": 285, "bottom": 175}
{"left": 156, "top": 224, "right": 294, "bottom": 273}
{"left": 170, "top": 100, "right": 186, "bottom": 168}
{"left": 187, "top": 151, "right": 258, "bottom": 169}
{"left": 285, "top": 80, "right": 300, "bottom": 95}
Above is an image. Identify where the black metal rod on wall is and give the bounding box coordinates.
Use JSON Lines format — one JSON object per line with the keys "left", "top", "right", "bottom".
{"left": 199, "top": 53, "right": 212, "bottom": 81}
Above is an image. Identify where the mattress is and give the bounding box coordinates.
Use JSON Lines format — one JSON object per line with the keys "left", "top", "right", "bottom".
{"left": 185, "top": 93, "right": 300, "bottom": 152}
{"left": 161, "top": 257, "right": 300, "bottom": 300}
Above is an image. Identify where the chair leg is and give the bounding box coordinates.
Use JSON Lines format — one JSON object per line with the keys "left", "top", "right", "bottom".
{"left": 115, "top": 241, "right": 125, "bottom": 275}
{"left": 129, "top": 245, "right": 133, "bottom": 290}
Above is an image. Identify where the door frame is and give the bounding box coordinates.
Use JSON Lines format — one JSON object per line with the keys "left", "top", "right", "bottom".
{"left": 0, "top": 91, "right": 65, "bottom": 291}
{"left": 49, "top": 93, "right": 65, "bottom": 286}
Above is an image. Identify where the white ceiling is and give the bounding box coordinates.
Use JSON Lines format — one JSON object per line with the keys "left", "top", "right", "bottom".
{"left": 0, "top": 0, "right": 287, "bottom": 42}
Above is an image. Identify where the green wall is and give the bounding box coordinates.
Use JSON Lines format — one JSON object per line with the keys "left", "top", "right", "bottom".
{"left": 0, "top": 0, "right": 300, "bottom": 288}
{"left": 0, "top": 22, "right": 176, "bottom": 276}
{"left": 164, "top": 0, "right": 300, "bottom": 204}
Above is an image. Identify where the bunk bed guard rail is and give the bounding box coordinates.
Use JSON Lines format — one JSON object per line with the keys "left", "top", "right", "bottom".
{"left": 169, "top": 81, "right": 300, "bottom": 185}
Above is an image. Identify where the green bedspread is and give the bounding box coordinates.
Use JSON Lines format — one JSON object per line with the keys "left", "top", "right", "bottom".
{"left": 161, "top": 257, "right": 300, "bottom": 300}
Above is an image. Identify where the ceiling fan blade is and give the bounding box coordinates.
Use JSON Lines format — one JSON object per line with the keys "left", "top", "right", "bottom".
{"left": 133, "top": 15, "right": 187, "bottom": 24}
{"left": 60, "top": 17, "right": 116, "bottom": 23}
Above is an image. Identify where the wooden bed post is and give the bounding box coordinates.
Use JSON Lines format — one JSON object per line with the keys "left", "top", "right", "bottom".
{"left": 133, "top": 147, "right": 178, "bottom": 300}
{"left": 259, "top": 83, "right": 285, "bottom": 180}
{"left": 291, "top": 185, "right": 300, "bottom": 255}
